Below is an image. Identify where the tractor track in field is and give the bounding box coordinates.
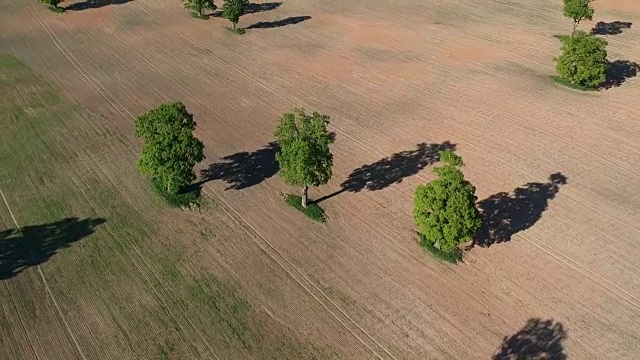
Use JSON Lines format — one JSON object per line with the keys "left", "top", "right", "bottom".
{"left": 4, "top": 0, "right": 639, "bottom": 358}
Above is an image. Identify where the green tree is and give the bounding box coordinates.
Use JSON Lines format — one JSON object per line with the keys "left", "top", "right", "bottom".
{"left": 563, "top": 0, "right": 594, "bottom": 34}
{"left": 42, "top": 0, "right": 61, "bottom": 8}
{"left": 556, "top": 30, "right": 608, "bottom": 89}
{"left": 413, "top": 150, "right": 481, "bottom": 253}
{"left": 274, "top": 109, "right": 334, "bottom": 208}
{"left": 222, "top": 0, "right": 247, "bottom": 29}
{"left": 183, "top": 0, "right": 217, "bottom": 18}
{"left": 134, "top": 102, "right": 205, "bottom": 194}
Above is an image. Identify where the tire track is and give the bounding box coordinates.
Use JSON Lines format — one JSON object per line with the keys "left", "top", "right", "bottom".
{"left": 1, "top": 189, "right": 88, "bottom": 360}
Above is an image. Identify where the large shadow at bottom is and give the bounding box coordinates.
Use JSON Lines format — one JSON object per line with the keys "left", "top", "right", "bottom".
{"left": 603, "top": 60, "right": 640, "bottom": 89}
{"left": 1, "top": 217, "right": 105, "bottom": 280}
{"left": 475, "top": 173, "right": 567, "bottom": 247}
{"left": 246, "top": 16, "right": 312, "bottom": 30}
{"left": 493, "top": 318, "right": 567, "bottom": 360}
{"left": 315, "top": 141, "right": 456, "bottom": 203}
{"left": 199, "top": 142, "right": 280, "bottom": 190}
{"left": 65, "top": 0, "right": 131, "bottom": 11}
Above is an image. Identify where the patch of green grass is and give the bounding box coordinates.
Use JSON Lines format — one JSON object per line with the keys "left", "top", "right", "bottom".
{"left": 553, "top": 34, "right": 569, "bottom": 41}
{"left": 418, "top": 234, "right": 462, "bottom": 264}
{"left": 552, "top": 76, "right": 599, "bottom": 92}
{"left": 285, "top": 194, "right": 326, "bottom": 223}
{"left": 0, "top": 54, "right": 25, "bottom": 69}
{"left": 188, "top": 276, "right": 251, "bottom": 346}
{"left": 151, "top": 178, "right": 201, "bottom": 208}
{"left": 190, "top": 12, "right": 209, "bottom": 20}
{"left": 226, "top": 26, "right": 246, "bottom": 35}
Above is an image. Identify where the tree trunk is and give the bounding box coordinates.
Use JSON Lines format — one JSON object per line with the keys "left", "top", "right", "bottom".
{"left": 572, "top": 20, "right": 578, "bottom": 35}
{"left": 233, "top": 21, "right": 237, "bottom": 29}
{"left": 301, "top": 183, "right": 308, "bottom": 208}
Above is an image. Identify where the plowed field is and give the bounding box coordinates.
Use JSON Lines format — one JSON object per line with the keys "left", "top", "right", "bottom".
{"left": 1, "top": 0, "right": 639, "bottom": 359}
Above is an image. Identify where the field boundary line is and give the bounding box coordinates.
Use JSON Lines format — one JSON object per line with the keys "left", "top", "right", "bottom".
{"left": 1, "top": 188, "right": 88, "bottom": 360}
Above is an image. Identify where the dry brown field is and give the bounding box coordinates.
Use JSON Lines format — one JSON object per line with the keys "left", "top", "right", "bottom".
{"left": 1, "top": 0, "right": 640, "bottom": 359}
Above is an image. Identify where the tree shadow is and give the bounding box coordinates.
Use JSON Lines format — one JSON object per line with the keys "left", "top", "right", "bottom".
{"left": 602, "top": 60, "right": 640, "bottom": 89}
{"left": 493, "top": 318, "right": 567, "bottom": 360}
{"left": 246, "top": 15, "right": 312, "bottom": 29}
{"left": 198, "top": 142, "right": 280, "bottom": 190}
{"left": 591, "top": 21, "right": 632, "bottom": 36}
{"left": 244, "top": 2, "right": 282, "bottom": 14}
{"left": 1, "top": 217, "right": 106, "bottom": 280}
{"left": 65, "top": 0, "right": 131, "bottom": 11}
{"left": 475, "top": 173, "right": 567, "bottom": 247}
{"left": 315, "top": 141, "right": 456, "bottom": 203}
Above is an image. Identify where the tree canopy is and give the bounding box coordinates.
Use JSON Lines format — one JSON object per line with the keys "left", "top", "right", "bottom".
{"left": 274, "top": 109, "right": 334, "bottom": 208}
{"left": 556, "top": 30, "right": 608, "bottom": 89}
{"left": 222, "top": 0, "right": 247, "bottom": 29}
{"left": 413, "top": 150, "right": 481, "bottom": 253}
{"left": 134, "top": 102, "right": 205, "bottom": 194}
{"left": 563, "top": 0, "right": 594, "bottom": 33}
{"left": 183, "top": 0, "right": 216, "bottom": 18}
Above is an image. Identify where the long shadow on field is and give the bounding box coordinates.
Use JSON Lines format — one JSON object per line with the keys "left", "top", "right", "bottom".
{"left": 0, "top": 217, "right": 105, "bottom": 280}
{"left": 246, "top": 15, "right": 312, "bottom": 30}
{"left": 315, "top": 141, "right": 456, "bottom": 203}
{"left": 474, "top": 172, "right": 567, "bottom": 247}
{"left": 244, "top": 2, "right": 282, "bottom": 14}
{"left": 602, "top": 60, "right": 640, "bottom": 89}
{"left": 493, "top": 318, "right": 567, "bottom": 360}
{"left": 199, "top": 142, "right": 280, "bottom": 190}
{"left": 65, "top": 0, "right": 131, "bottom": 11}
{"left": 591, "top": 21, "right": 633, "bottom": 36}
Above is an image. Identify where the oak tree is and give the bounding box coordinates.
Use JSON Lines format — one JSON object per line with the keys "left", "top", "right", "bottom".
{"left": 134, "top": 102, "right": 205, "bottom": 194}
{"left": 183, "top": 0, "right": 217, "bottom": 18}
{"left": 563, "top": 0, "right": 594, "bottom": 34}
{"left": 556, "top": 30, "right": 608, "bottom": 89}
{"left": 413, "top": 150, "right": 481, "bottom": 253}
{"left": 222, "top": 0, "right": 247, "bottom": 29}
{"left": 274, "top": 109, "right": 334, "bottom": 208}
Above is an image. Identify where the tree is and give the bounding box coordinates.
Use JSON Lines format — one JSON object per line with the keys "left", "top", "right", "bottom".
{"left": 222, "top": 0, "right": 247, "bottom": 29}
{"left": 42, "top": 0, "right": 61, "bottom": 8}
{"left": 413, "top": 150, "right": 481, "bottom": 253}
{"left": 563, "top": 0, "right": 594, "bottom": 34}
{"left": 274, "top": 109, "right": 334, "bottom": 208}
{"left": 134, "top": 102, "right": 205, "bottom": 194}
{"left": 183, "top": 0, "right": 217, "bottom": 18}
{"left": 556, "top": 30, "right": 608, "bottom": 89}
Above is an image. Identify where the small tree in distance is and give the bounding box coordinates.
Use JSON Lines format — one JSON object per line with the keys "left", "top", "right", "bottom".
{"left": 223, "top": 0, "right": 247, "bottom": 30}
{"left": 555, "top": 30, "right": 608, "bottom": 89}
{"left": 183, "top": 0, "right": 217, "bottom": 19}
{"left": 274, "top": 109, "right": 334, "bottom": 208}
{"left": 413, "top": 150, "right": 481, "bottom": 256}
{"left": 563, "top": 0, "right": 595, "bottom": 34}
{"left": 134, "top": 102, "right": 205, "bottom": 195}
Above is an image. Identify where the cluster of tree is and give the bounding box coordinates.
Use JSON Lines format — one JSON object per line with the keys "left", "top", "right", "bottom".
{"left": 555, "top": 0, "right": 608, "bottom": 89}
{"left": 183, "top": 0, "right": 248, "bottom": 30}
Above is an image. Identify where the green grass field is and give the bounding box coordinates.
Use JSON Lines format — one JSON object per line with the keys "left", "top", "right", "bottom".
{"left": 0, "top": 54, "right": 325, "bottom": 359}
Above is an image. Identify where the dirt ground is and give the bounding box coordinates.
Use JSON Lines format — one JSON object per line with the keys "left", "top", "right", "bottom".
{"left": 1, "top": 0, "right": 640, "bottom": 359}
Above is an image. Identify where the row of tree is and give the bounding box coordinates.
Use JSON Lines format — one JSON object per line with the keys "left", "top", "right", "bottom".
{"left": 134, "top": 103, "right": 481, "bottom": 259}
{"left": 184, "top": 0, "right": 248, "bottom": 30}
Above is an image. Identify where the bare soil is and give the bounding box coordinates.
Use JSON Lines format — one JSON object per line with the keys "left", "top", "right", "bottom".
{"left": 1, "top": 0, "right": 639, "bottom": 359}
